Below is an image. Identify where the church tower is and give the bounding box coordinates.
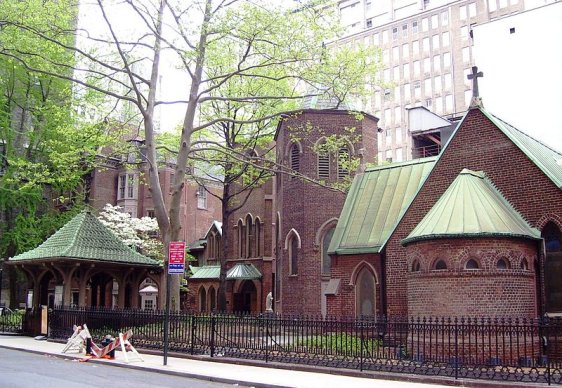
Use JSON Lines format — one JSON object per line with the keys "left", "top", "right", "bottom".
{"left": 274, "top": 100, "right": 379, "bottom": 316}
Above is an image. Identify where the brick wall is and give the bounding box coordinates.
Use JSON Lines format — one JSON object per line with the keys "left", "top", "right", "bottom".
{"left": 327, "top": 253, "right": 384, "bottom": 317}
{"left": 385, "top": 108, "right": 562, "bottom": 316}
{"left": 405, "top": 237, "right": 538, "bottom": 317}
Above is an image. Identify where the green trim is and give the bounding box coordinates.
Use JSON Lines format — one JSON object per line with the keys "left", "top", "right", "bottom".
{"left": 402, "top": 232, "right": 542, "bottom": 246}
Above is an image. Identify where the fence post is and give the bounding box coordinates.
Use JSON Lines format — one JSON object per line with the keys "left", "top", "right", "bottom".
{"left": 190, "top": 314, "right": 196, "bottom": 355}
{"left": 360, "top": 319, "right": 364, "bottom": 372}
{"left": 454, "top": 317, "right": 459, "bottom": 380}
{"left": 210, "top": 313, "right": 216, "bottom": 358}
{"left": 265, "top": 316, "right": 269, "bottom": 363}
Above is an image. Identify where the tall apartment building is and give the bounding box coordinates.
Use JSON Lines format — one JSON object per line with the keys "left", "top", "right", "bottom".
{"left": 335, "top": 0, "right": 545, "bottom": 163}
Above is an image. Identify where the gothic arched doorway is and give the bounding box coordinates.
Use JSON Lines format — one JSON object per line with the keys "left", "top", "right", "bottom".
{"left": 235, "top": 281, "right": 257, "bottom": 313}
{"left": 355, "top": 267, "right": 376, "bottom": 317}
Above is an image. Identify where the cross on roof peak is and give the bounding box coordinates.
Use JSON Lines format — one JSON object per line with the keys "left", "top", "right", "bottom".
{"left": 467, "top": 66, "right": 484, "bottom": 108}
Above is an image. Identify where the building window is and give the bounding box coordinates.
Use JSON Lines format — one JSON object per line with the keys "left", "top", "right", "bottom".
{"left": 337, "top": 147, "right": 350, "bottom": 179}
{"left": 422, "top": 17, "right": 429, "bottom": 32}
{"left": 434, "top": 259, "right": 447, "bottom": 270}
{"left": 544, "top": 222, "right": 562, "bottom": 311}
{"left": 238, "top": 219, "right": 246, "bottom": 259}
{"left": 290, "top": 143, "right": 300, "bottom": 175}
{"left": 255, "top": 219, "right": 262, "bottom": 257}
{"left": 199, "top": 287, "right": 207, "bottom": 312}
{"left": 127, "top": 174, "right": 135, "bottom": 198}
{"left": 412, "top": 21, "right": 418, "bottom": 34}
{"left": 411, "top": 260, "right": 421, "bottom": 272}
{"left": 413, "top": 40, "right": 419, "bottom": 56}
{"left": 402, "top": 43, "right": 409, "bottom": 58}
{"left": 385, "top": 149, "right": 393, "bottom": 163}
{"left": 422, "top": 37, "right": 430, "bottom": 53}
{"left": 465, "top": 259, "right": 480, "bottom": 269}
{"left": 289, "top": 234, "right": 299, "bottom": 276}
{"left": 497, "top": 258, "right": 509, "bottom": 270}
{"left": 356, "top": 267, "right": 376, "bottom": 317}
{"left": 366, "top": 18, "right": 372, "bottom": 28}
{"left": 402, "top": 24, "right": 408, "bottom": 37}
{"left": 431, "top": 14, "right": 438, "bottom": 29}
{"left": 469, "top": 3, "right": 477, "bottom": 17}
{"left": 392, "top": 27, "right": 398, "bottom": 40}
{"left": 317, "top": 151, "right": 330, "bottom": 180}
{"left": 119, "top": 175, "right": 126, "bottom": 199}
{"left": 197, "top": 185, "right": 207, "bottom": 209}
{"left": 209, "top": 287, "right": 216, "bottom": 311}
{"left": 322, "top": 227, "right": 335, "bottom": 275}
{"left": 441, "top": 11, "right": 449, "bottom": 26}
{"left": 432, "top": 34, "right": 440, "bottom": 50}
{"left": 442, "top": 32, "right": 450, "bottom": 47}
{"left": 246, "top": 214, "right": 254, "bottom": 258}
{"left": 395, "top": 147, "right": 403, "bottom": 162}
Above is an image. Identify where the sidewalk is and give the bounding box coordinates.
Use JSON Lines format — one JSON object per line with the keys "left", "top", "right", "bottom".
{"left": 0, "top": 334, "right": 528, "bottom": 388}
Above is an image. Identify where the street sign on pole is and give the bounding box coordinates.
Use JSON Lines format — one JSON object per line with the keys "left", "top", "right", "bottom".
{"left": 168, "top": 241, "right": 185, "bottom": 274}
{"left": 164, "top": 240, "right": 185, "bottom": 366}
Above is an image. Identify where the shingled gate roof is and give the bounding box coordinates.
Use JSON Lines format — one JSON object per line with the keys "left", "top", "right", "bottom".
{"left": 328, "top": 157, "right": 437, "bottom": 255}
{"left": 401, "top": 169, "right": 541, "bottom": 245}
{"left": 7, "top": 210, "right": 160, "bottom": 267}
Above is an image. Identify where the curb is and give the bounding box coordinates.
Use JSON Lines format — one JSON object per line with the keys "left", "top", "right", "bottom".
{"left": 0, "top": 339, "right": 548, "bottom": 388}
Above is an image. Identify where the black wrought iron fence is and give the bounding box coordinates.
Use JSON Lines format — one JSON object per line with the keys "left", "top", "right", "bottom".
{"left": 48, "top": 307, "right": 562, "bottom": 385}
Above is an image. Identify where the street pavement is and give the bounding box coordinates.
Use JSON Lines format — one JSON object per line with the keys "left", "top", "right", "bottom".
{"left": 0, "top": 334, "right": 537, "bottom": 388}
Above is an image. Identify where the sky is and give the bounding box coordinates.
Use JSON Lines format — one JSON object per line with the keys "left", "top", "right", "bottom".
{"left": 473, "top": 1, "right": 562, "bottom": 153}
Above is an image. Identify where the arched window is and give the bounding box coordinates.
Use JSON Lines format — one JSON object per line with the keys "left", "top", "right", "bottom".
{"left": 356, "top": 267, "right": 376, "bottom": 317}
{"left": 255, "top": 218, "right": 262, "bottom": 257}
{"left": 321, "top": 227, "right": 335, "bottom": 275}
{"left": 237, "top": 219, "right": 245, "bottom": 259}
{"left": 434, "top": 259, "right": 447, "bottom": 270}
{"left": 544, "top": 222, "right": 562, "bottom": 252}
{"left": 337, "top": 146, "right": 350, "bottom": 179}
{"left": 199, "top": 287, "right": 207, "bottom": 312}
{"left": 318, "top": 151, "right": 330, "bottom": 179}
{"left": 497, "top": 258, "right": 508, "bottom": 270}
{"left": 207, "top": 232, "right": 215, "bottom": 261}
{"left": 246, "top": 214, "right": 254, "bottom": 258}
{"left": 543, "top": 222, "right": 562, "bottom": 312}
{"left": 289, "top": 235, "right": 299, "bottom": 276}
{"left": 520, "top": 259, "right": 529, "bottom": 270}
{"left": 290, "top": 143, "right": 300, "bottom": 174}
{"left": 465, "top": 259, "right": 479, "bottom": 269}
{"left": 209, "top": 287, "right": 216, "bottom": 312}
{"left": 411, "top": 260, "right": 421, "bottom": 272}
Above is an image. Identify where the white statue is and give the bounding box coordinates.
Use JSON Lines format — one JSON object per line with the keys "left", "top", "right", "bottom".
{"left": 266, "top": 292, "right": 273, "bottom": 312}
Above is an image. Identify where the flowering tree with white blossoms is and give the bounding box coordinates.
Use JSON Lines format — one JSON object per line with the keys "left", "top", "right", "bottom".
{"left": 98, "top": 204, "right": 163, "bottom": 260}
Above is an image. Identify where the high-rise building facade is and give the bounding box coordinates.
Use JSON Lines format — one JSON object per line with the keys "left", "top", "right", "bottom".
{"left": 335, "top": 0, "right": 545, "bottom": 163}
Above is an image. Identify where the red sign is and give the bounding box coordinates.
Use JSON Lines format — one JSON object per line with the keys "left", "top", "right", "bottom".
{"left": 168, "top": 241, "right": 185, "bottom": 274}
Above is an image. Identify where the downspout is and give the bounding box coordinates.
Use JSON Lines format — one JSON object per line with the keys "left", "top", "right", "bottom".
{"left": 381, "top": 250, "right": 388, "bottom": 316}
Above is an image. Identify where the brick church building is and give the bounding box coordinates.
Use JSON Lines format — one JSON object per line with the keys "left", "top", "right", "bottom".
{"left": 80, "top": 92, "right": 561, "bottom": 318}
{"left": 188, "top": 96, "right": 562, "bottom": 319}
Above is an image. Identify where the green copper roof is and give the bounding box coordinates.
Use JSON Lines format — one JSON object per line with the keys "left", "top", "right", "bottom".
{"left": 190, "top": 263, "right": 262, "bottom": 280}
{"left": 8, "top": 211, "right": 160, "bottom": 267}
{"left": 190, "top": 265, "right": 220, "bottom": 279}
{"left": 402, "top": 169, "right": 541, "bottom": 245}
{"left": 328, "top": 157, "right": 437, "bottom": 255}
